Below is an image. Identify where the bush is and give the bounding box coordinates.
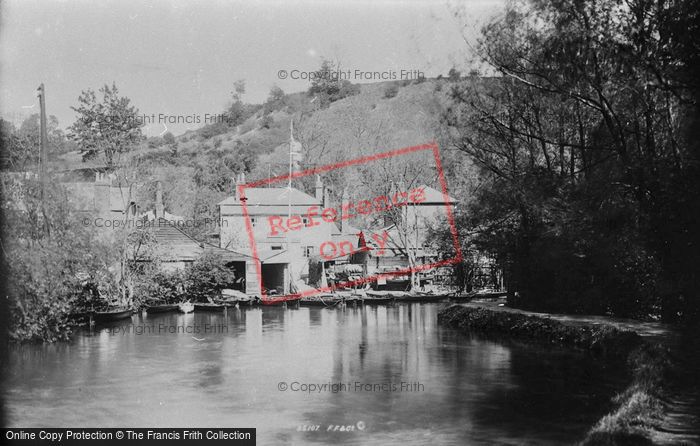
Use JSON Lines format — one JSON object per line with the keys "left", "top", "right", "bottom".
{"left": 259, "top": 114, "right": 273, "bottom": 129}
{"left": 135, "top": 268, "right": 185, "bottom": 305}
{"left": 184, "top": 253, "right": 237, "bottom": 302}
{"left": 384, "top": 84, "right": 399, "bottom": 98}
{"left": 199, "top": 121, "right": 228, "bottom": 139}
{"left": 147, "top": 136, "right": 165, "bottom": 149}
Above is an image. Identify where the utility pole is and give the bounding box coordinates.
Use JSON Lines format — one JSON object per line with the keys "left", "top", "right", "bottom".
{"left": 37, "top": 84, "right": 48, "bottom": 200}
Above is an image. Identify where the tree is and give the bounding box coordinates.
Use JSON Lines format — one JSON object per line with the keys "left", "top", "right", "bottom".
{"left": 355, "top": 151, "right": 436, "bottom": 289}
{"left": 68, "top": 83, "right": 143, "bottom": 167}
{"left": 444, "top": 0, "right": 700, "bottom": 320}
{"left": 162, "top": 131, "right": 175, "bottom": 145}
{"left": 263, "top": 85, "right": 286, "bottom": 114}
{"left": 1, "top": 114, "right": 71, "bottom": 171}
{"left": 226, "top": 79, "right": 259, "bottom": 128}
{"left": 308, "top": 59, "right": 359, "bottom": 107}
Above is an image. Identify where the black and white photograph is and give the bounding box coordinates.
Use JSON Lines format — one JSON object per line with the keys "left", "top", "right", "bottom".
{"left": 1, "top": 0, "right": 699, "bottom": 444}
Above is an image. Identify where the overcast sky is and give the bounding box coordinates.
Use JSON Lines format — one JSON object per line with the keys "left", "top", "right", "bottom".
{"left": 1, "top": 0, "right": 503, "bottom": 136}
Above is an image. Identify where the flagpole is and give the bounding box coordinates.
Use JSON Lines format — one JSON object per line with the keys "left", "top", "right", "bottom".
{"left": 288, "top": 120, "right": 293, "bottom": 221}
{"left": 287, "top": 120, "right": 293, "bottom": 294}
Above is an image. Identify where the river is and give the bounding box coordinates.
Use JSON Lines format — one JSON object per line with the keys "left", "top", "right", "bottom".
{"left": 5, "top": 303, "right": 629, "bottom": 445}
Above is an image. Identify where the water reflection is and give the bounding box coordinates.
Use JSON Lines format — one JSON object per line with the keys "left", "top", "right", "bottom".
{"left": 6, "top": 304, "right": 626, "bottom": 445}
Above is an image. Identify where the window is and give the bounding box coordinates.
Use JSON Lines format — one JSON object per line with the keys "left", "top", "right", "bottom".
{"left": 271, "top": 245, "right": 283, "bottom": 250}
{"left": 249, "top": 217, "right": 257, "bottom": 227}
{"left": 302, "top": 217, "right": 309, "bottom": 226}
{"left": 304, "top": 246, "right": 315, "bottom": 257}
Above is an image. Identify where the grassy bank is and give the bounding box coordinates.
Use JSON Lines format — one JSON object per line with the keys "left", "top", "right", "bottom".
{"left": 438, "top": 305, "right": 671, "bottom": 445}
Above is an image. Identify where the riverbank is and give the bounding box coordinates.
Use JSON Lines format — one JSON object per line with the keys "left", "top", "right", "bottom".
{"left": 438, "top": 304, "right": 674, "bottom": 446}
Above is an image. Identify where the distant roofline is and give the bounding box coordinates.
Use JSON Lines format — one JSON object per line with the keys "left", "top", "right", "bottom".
{"left": 218, "top": 186, "right": 319, "bottom": 206}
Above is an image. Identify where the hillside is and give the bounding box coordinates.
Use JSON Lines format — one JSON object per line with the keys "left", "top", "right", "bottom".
{"left": 53, "top": 77, "right": 476, "bottom": 241}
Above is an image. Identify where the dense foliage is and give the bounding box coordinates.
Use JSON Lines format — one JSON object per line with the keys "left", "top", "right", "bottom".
{"left": 132, "top": 253, "right": 237, "bottom": 304}
{"left": 2, "top": 176, "right": 114, "bottom": 342}
{"left": 1, "top": 115, "right": 74, "bottom": 171}
{"left": 443, "top": 0, "right": 700, "bottom": 321}
{"left": 183, "top": 253, "right": 238, "bottom": 302}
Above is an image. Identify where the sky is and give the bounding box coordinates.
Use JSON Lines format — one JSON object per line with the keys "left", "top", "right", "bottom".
{"left": 1, "top": 0, "right": 504, "bottom": 136}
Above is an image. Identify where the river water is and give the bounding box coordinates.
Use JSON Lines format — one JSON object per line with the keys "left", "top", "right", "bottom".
{"left": 5, "top": 304, "right": 629, "bottom": 445}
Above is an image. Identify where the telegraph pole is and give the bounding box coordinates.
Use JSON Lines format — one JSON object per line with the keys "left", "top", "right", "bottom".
{"left": 37, "top": 84, "right": 48, "bottom": 200}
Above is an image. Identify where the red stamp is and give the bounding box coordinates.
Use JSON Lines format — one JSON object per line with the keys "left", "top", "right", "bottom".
{"left": 238, "top": 141, "right": 462, "bottom": 304}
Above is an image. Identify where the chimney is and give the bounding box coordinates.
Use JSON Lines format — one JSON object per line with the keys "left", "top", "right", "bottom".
{"left": 155, "top": 181, "right": 164, "bottom": 219}
{"left": 315, "top": 175, "right": 323, "bottom": 204}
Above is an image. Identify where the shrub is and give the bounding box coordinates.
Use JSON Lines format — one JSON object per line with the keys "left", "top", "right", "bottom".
{"left": 199, "top": 121, "right": 228, "bottom": 139}
{"left": 384, "top": 84, "right": 399, "bottom": 98}
{"left": 147, "top": 136, "right": 165, "bottom": 149}
{"left": 259, "top": 114, "right": 273, "bottom": 129}
{"left": 184, "top": 253, "right": 237, "bottom": 302}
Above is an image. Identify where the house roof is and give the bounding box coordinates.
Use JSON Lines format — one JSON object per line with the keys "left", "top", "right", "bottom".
{"left": 202, "top": 243, "right": 252, "bottom": 262}
{"left": 218, "top": 187, "right": 319, "bottom": 207}
{"left": 150, "top": 218, "right": 203, "bottom": 261}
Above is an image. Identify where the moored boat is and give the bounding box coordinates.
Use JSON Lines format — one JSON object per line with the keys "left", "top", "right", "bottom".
{"left": 194, "top": 303, "right": 226, "bottom": 312}
{"left": 261, "top": 295, "right": 302, "bottom": 306}
{"left": 299, "top": 295, "right": 343, "bottom": 307}
{"left": 93, "top": 308, "right": 133, "bottom": 323}
{"left": 214, "top": 296, "right": 256, "bottom": 307}
{"left": 398, "top": 292, "right": 447, "bottom": 303}
{"left": 146, "top": 304, "right": 179, "bottom": 314}
{"left": 364, "top": 290, "right": 408, "bottom": 304}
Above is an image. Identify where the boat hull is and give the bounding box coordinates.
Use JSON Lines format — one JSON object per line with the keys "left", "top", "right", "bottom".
{"left": 194, "top": 303, "right": 226, "bottom": 312}
{"left": 399, "top": 294, "right": 447, "bottom": 303}
{"left": 146, "top": 304, "right": 179, "bottom": 314}
{"left": 93, "top": 309, "right": 133, "bottom": 323}
{"left": 214, "top": 299, "right": 255, "bottom": 307}
{"left": 261, "top": 295, "right": 302, "bottom": 306}
{"left": 299, "top": 297, "right": 343, "bottom": 307}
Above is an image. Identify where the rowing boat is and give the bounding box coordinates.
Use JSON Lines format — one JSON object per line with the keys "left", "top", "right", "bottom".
{"left": 146, "top": 304, "right": 179, "bottom": 314}
{"left": 194, "top": 303, "right": 226, "bottom": 312}
{"left": 398, "top": 292, "right": 447, "bottom": 303}
{"left": 299, "top": 295, "right": 344, "bottom": 307}
{"left": 93, "top": 308, "right": 133, "bottom": 323}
